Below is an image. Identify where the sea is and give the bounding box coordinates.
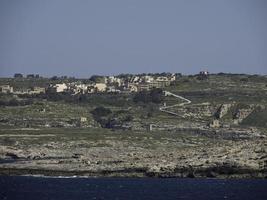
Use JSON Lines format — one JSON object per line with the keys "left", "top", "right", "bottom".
{"left": 0, "top": 176, "right": 267, "bottom": 200}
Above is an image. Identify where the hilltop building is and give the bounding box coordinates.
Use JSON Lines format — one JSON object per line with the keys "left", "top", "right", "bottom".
{"left": 0, "top": 85, "right": 13, "bottom": 93}
{"left": 30, "top": 87, "right": 46, "bottom": 94}
{"left": 94, "top": 83, "right": 107, "bottom": 92}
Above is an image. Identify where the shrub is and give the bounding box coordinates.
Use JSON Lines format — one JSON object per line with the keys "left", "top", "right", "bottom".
{"left": 91, "top": 107, "right": 133, "bottom": 129}
{"left": 133, "top": 88, "right": 163, "bottom": 104}
{"left": 91, "top": 106, "right": 112, "bottom": 117}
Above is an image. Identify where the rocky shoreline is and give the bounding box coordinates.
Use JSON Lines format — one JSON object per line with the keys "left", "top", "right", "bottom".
{"left": 0, "top": 165, "right": 266, "bottom": 179}
{"left": 1, "top": 127, "right": 266, "bottom": 180}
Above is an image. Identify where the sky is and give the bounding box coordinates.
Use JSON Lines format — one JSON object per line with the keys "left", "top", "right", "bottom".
{"left": 0, "top": 0, "right": 266, "bottom": 77}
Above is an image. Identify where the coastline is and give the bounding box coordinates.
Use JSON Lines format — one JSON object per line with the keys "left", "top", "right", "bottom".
{"left": 0, "top": 166, "right": 266, "bottom": 179}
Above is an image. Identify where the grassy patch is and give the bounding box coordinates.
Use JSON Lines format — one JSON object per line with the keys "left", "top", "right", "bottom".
{"left": 241, "top": 108, "right": 267, "bottom": 128}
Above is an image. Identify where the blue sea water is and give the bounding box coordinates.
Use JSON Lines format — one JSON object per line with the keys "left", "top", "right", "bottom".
{"left": 0, "top": 176, "right": 267, "bottom": 200}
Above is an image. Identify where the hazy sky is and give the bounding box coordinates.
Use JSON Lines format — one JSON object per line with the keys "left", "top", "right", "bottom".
{"left": 0, "top": 0, "right": 266, "bottom": 77}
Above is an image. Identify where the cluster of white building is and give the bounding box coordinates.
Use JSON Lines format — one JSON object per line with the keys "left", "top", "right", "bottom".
{"left": 0, "top": 73, "right": 178, "bottom": 95}
{"left": 0, "top": 85, "right": 46, "bottom": 95}
{"left": 49, "top": 82, "right": 107, "bottom": 94}
{"left": 49, "top": 74, "right": 177, "bottom": 94}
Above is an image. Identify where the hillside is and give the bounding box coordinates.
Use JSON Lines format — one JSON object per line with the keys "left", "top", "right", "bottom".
{"left": 0, "top": 73, "right": 266, "bottom": 178}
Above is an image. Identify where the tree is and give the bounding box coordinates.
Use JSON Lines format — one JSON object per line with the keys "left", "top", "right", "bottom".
{"left": 50, "top": 76, "right": 58, "bottom": 80}
{"left": 91, "top": 106, "right": 112, "bottom": 127}
{"left": 91, "top": 107, "right": 133, "bottom": 129}
{"left": 150, "top": 88, "right": 163, "bottom": 103}
{"left": 27, "top": 74, "right": 35, "bottom": 78}
{"left": 133, "top": 88, "right": 163, "bottom": 104}
{"left": 14, "top": 73, "right": 23, "bottom": 78}
{"left": 91, "top": 106, "right": 112, "bottom": 117}
{"left": 133, "top": 91, "right": 150, "bottom": 103}
{"left": 89, "top": 75, "right": 105, "bottom": 83}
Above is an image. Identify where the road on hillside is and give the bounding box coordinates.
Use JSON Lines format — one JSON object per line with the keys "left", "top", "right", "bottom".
{"left": 159, "top": 91, "right": 191, "bottom": 116}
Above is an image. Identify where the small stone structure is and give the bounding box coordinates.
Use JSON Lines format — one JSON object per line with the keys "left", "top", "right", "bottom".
{"left": 209, "top": 119, "right": 220, "bottom": 128}
{"left": 78, "top": 117, "right": 88, "bottom": 127}
{"left": 80, "top": 117, "right": 87, "bottom": 123}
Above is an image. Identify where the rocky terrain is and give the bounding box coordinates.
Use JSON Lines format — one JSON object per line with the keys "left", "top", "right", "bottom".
{"left": 0, "top": 128, "right": 266, "bottom": 178}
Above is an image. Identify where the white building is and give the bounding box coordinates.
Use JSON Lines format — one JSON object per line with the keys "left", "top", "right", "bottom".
{"left": 131, "top": 76, "right": 140, "bottom": 83}
{"left": 156, "top": 76, "right": 169, "bottom": 81}
{"left": 107, "top": 86, "right": 121, "bottom": 93}
{"left": 29, "top": 87, "right": 46, "bottom": 94}
{"left": 170, "top": 73, "right": 176, "bottom": 81}
{"left": 0, "top": 85, "right": 13, "bottom": 93}
{"left": 55, "top": 83, "right": 68, "bottom": 93}
{"left": 127, "top": 83, "right": 138, "bottom": 92}
{"left": 107, "top": 76, "right": 123, "bottom": 86}
{"left": 143, "top": 76, "right": 154, "bottom": 83}
{"left": 95, "top": 83, "right": 107, "bottom": 92}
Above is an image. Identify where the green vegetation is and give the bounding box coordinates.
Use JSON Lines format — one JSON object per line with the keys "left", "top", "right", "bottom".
{"left": 242, "top": 107, "right": 267, "bottom": 128}
{"left": 133, "top": 88, "right": 164, "bottom": 104}
{"left": 91, "top": 106, "right": 133, "bottom": 128}
{"left": 0, "top": 74, "right": 267, "bottom": 130}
